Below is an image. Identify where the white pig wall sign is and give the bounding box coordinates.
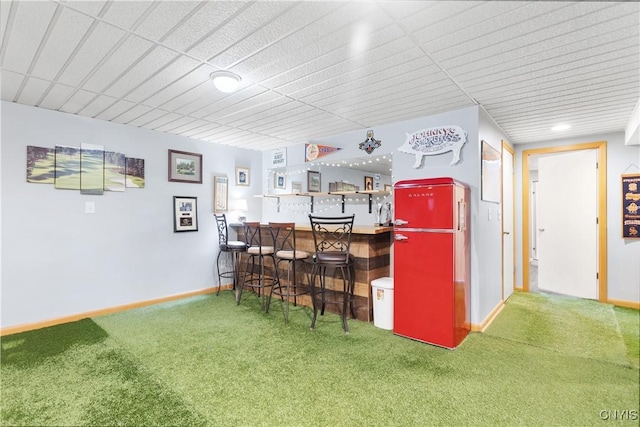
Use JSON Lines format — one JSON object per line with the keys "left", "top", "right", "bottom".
{"left": 398, "top": 125, "right": 467, "bottom": 168}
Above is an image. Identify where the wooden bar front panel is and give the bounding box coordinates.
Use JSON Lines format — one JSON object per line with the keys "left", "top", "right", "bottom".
{"left": 233, "top": 225, "right": 392, "bottom": 322}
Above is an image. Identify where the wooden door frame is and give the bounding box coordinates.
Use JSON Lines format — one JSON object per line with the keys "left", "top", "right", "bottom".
{"left": 522, "top": 141, "right": 607, "bottom": 301}
{"left": 502, "top": 140, "right": 515, "bottom": 300}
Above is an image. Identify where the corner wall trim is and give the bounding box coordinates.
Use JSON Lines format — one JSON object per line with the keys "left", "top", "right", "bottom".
{"left": 471, "top": 300, "right": 505, "bottom": 332}
{"left": 0, "top": 286, "right": 228, "bottom": 337}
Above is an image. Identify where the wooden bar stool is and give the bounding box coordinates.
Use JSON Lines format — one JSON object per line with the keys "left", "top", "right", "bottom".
{"left": 307, "top": 214, "right": 356, "bottom": 332}
{"left": 214, "top": 214, "right": 247, "bottom": 296}
{"left": 268, "top": 222, "right": 310, "bottom": 323}
{"left": 237, "top": 222, "right": 278, "bottom": 311}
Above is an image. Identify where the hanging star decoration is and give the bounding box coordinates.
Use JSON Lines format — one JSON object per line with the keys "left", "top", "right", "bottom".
{"left": 359, "top": 129, "right": 381, "bottom": 154}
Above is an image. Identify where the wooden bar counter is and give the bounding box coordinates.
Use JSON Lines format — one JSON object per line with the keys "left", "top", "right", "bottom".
{"left": 232, "top": 224, "right": 392, "bottom": 322}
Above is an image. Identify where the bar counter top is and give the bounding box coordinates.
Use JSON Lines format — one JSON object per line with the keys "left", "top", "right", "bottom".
{"left": 230, "top": 223, "right": 393, "bottom": 235}
{"left": 294, "top": 224, "right": 393, "bottom": 235}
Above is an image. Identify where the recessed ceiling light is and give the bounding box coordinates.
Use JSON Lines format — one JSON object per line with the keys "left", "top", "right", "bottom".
{"left": 551, "top": 124, "right": 571, "bottom": 132}
{"left": 210, "top": 71, "right": 241, "bottom": 93}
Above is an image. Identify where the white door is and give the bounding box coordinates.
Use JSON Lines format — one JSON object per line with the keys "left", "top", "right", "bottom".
{"left": 502, "top": 147, "right": 514, "bottom": 300}
{"left": 537, "top": 149, "right": 598, "bottom": 299}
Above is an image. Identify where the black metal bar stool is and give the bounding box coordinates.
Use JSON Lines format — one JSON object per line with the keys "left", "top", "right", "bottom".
{"left": 268, "top": 222, "right": 310, "bottom": 323}
{"left": 237, "top": 222, "right": 278, "bottom": 311}
{"left": 214, "top": 214, "right": 247, "bottom": 296}
{"left": 307, "top": 214, "right": 356, "bottom": 332}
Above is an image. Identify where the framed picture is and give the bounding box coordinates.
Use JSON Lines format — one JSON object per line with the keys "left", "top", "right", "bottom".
{"left": 274, "top": 171, "right": 286, "bottom": 189}
{"left": 214, "top": 176, "right": 228, "bottom": 213}
{"left": 307, "top": 170, "right": 321, "bottom": 192}
{"left": 291, "top": 181, "right": 302, "bottom": 194}
{"left": 236, "top": 167, "right": 249, "bottom": 186}
{"left": 173, "top": 196, "right": 198, "bottom": 232}
{"left": 364, "top": 176, "right": 374, "bottom": 191}
{"left": 168, "top": 149, "right": 202, "bottom": 183}
{"left": 384, "top": 184, "right": 392, "bottom": 192}
{"left": 481, "top": 140, "right": 501, "bottom": 203}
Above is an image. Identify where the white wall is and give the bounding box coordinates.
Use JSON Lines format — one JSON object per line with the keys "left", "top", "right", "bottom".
{"left": 0, "top": 101, "right": 262, "bottom": 329}
{"left": 514, "top": 132, "right": 640, "bottom": 304}
{"left": 478, "top": 108, "right": 511, "bottom": 321}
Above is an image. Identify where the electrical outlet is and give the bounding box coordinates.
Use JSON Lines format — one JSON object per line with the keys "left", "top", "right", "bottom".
{"left": 85, "top": 201, "right": 95, "bottom": 214}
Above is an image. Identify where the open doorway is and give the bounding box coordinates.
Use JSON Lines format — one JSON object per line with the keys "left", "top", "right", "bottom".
{"left": 522, "top": 141, "right": 607, "bottom": 301}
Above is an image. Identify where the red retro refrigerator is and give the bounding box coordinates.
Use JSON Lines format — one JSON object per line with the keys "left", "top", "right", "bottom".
{"left": 393, "top": 177, "right": 470, "bottom": 349}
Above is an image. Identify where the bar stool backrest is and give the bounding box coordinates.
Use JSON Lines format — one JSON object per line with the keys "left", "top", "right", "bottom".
{"left": 214, "top": 214, "right": 229, "bottom": 247}
{"left": 308, "top": 214, "right": 355, "bottom": 264}
{"left": 269, "top": 222, "right": 309, "bottom": 260}
{"left": 243, "top": 222, "right": 275, "bottom": 254}
{"left": 269, "top": 222, "right": 296, "bottom": 252}
{"left": 243, "top": 221, "right": 263, "bottom": 248}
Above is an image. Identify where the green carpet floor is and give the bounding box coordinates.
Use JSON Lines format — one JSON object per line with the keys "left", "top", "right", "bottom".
{"left": 484, "top": 291, "right": 639, "bottom": 368}
{"left": 1, "top": 291, "right": 638, "bottom": 426}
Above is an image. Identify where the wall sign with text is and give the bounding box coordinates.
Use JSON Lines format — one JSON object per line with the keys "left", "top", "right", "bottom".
{"left": 622, "top": 173, "right": 640, "bottom": 238}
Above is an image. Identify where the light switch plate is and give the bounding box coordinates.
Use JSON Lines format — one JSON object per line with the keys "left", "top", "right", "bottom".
{"left": 85, "top": 201, "right": 95, "bottom": 214}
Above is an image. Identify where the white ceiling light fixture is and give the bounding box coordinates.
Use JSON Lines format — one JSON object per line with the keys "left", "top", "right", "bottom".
{"left": 210, "top": 71, "right": 241, "bottom": 93}
{"left": 551, "top": 124, "right": 571, "bottom": 132}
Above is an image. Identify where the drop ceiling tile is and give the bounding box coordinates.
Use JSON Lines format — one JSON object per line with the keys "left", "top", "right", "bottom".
{"left": 133, "top": 1, "right": 202, "bottom": 43}
{"left": 58, "top": 22, "right": 125, "bottom": 87}
{"left": 212, "top": 1, "right": 340, "bottom": 69}
{"left": 82, "top": 35, "right": 155, "bottom": 93}
{"left": 172, "top": 93, "right": 219, "bottom": 117}
{"left": 189, "top": 1, "right": 298, "bottom": 64}
{"left": 1, "top": 0, "right": 13, "bottom": 45}
{"left": 78, "top": 94, "right": 118, "bottom": 118}
{"left": 0, "top": 70, "right": 24, "bottom": 101}
{"left": 464, "top": 47, "right": 638, "bottom": 96}
{"left": 181, "top": 121, "right": 222, "bottom": 138}
{"left": 289, "top": 48, "right": 426, "bottom": 101}
{"left": 377, "top": 0, "right": 435, "bottom": 21}
{"left": 190, "top": 85, "right": 270, "bottom": 119}
{"left": 202, "top": 90, "right": 283, "bottom": 122}
{"left": 101, "top": 1, "right": 154, "bottom": 31}
{"left": 59, "top": 88, "right": 97, "bottom": 114}
{"left": 277, "top": 42, "right": 430, "bottom": 99}
{"left": 419, "top": 2, "right": 552, "bottom": 55}
{"left": 15, "top": 76, "right": 50, "bottom": 106}
{"left": 1, "top": 1, "right": 56, "bottom": 74}
{"left": 146, "top": 113, "right": 189, "bottom": 131}
{"left": 401, "top": 1, "right": 484, "bottom": 33}
{"left": 162, "top": 1, "right": 248, "bottom": 53}
{"left": 165, "top": 118, "right": 208, "bottom": 135}
{"left": 38, "top": 83, "right": 75, "bottom": 110}
{"left": 95, "top": 99, "right": 137, "bottom": 121}
{"left": 104, "top": 45, "right": 178, "bottom": 98}
{"left": 111, "top": 103, "right": 153, "bottom": 124}
{"left": 126, "top": 56, "right": 201, "bottom": 104}
{"left": 145, "top": 64, "right": 215, "bottom": 108}
{"left": 433, "top": 2, "right": 612, "bottom": 67}
{"left": 64, "top": 1, "right": 108, "bottom": 17}
{"left": 235, "top": 2, "right": 377, "bottom": 80}
{"left": 451, "top": 23, "right": 638, "bottom": 82}
{"left": 253, "top": 11, "right": 397, "bottom": 87}
{"left": 219, "top": 96, "right": 293, "bottom": 125}
{"left": 31, "top": 7, "right": 94, "bottom": 81}
{"left": 154, "top": 115, "right": 198, "bottom": 133}
{"left": 128, "top": 108, "right": 172, "bottom": 127}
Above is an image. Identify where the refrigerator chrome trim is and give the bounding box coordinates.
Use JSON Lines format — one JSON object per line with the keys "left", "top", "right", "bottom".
{"left": 393, "top": 228, "right": 455, "bottom": 233}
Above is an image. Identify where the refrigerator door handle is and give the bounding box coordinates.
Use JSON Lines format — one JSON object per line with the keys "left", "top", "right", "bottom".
{"left": 394, "top": 234, "right": 409, "bottom": 241}
{"left": 394, "top": 219, "right": 409, "bottom": 226}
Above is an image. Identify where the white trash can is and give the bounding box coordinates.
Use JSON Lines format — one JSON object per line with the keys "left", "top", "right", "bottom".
{"left": 371, "top": 277, "right": 394, "bottom": 330}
